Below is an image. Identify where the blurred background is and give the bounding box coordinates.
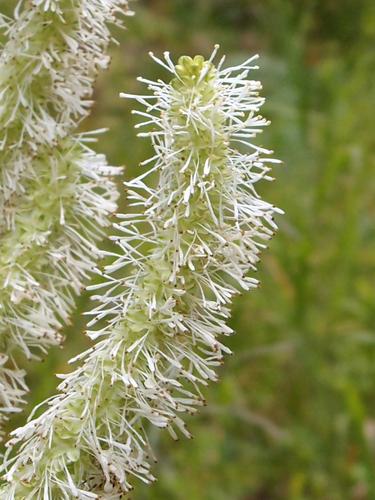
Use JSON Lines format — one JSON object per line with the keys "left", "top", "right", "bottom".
{"left": 3, "top": 0, "right": 375, "bottom": 498}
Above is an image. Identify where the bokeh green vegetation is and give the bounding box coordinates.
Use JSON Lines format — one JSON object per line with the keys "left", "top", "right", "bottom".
{"left": 2, "top": 1, "right": 375, "bottom": 498}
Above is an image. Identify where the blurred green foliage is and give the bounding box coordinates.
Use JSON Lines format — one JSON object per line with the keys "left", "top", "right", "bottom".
{"left": 2, "top": 0, "right": 375, "bottom": 498}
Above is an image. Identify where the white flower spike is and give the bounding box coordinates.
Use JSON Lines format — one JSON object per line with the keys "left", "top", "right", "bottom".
{"left": 0, "top": 0, "right": 131, "bottom": 433}
{"left": 0, "top": 49, "right": 282, "bottom": 498}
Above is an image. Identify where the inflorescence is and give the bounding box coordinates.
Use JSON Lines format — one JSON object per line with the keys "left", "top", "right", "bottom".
{"left": 0, "top": 48, "right": 281, "bottom": 498}
{"left": 0, "top": 0, "right": 131, "bottom": 434}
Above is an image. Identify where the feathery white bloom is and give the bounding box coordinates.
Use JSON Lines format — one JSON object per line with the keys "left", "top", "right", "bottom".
{"left": 0, "top": 0, "right": 131, "bottom": 432}
{"left": 0, "top": 49, "right": 282, "bottom": 498}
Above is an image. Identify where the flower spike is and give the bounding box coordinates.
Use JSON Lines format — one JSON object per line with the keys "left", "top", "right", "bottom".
{"left": 0, "top": 0, "right": 131, "bottom": 434}
{"left": 0, "top": 49, "right": 282, "bottom": 498}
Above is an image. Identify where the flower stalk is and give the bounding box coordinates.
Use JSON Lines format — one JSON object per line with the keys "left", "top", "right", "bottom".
{"left": 0, "top": 0, "right": 131, "bottom": 432}
{"left": 1, "top": 49, "right": 281, "bottom": 498}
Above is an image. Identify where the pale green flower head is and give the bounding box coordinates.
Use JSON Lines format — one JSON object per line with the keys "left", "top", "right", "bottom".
{"left": 172, "top": 54, "right": 216, "bottom": 88}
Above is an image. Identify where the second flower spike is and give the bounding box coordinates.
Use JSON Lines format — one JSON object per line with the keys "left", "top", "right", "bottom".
{"left": 0, "top": 0, "right": 131, "bottom": 435}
